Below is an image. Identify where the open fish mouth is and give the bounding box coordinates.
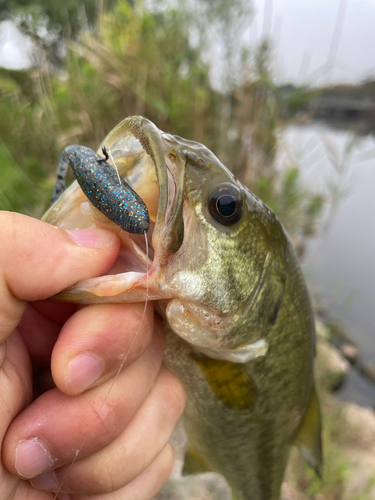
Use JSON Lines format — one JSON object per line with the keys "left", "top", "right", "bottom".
{"left": 42, "top": 116, "right": 183, "bottom": 304}
{"left": 104, "top": 116, "right": 185, "bottom": 261}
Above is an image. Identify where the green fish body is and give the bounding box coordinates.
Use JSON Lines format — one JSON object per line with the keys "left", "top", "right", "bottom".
{"left": 43, "top": 116, "right": 322, "bottom": 500}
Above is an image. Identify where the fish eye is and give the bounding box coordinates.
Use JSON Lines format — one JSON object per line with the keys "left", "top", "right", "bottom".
{"left": 208, "top": 184, "right": 243, "bottom": 225}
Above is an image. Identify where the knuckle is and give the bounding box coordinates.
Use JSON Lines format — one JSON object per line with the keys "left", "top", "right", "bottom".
{"left": 87, "top": 465, "right": 117, "bottom": 494}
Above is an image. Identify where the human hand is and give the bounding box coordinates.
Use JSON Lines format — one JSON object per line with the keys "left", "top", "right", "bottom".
{"left": 0, "top": 212, "right": 185, "bottom": 500}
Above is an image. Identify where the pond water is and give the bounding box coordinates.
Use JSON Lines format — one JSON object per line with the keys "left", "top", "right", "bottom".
{"left": 278, "top": 123, "right": 375, "bottom": 406}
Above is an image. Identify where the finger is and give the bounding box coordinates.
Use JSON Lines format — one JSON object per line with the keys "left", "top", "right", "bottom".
{"left": 0, "top": 212, "right": 120, "bottom": 344}
{"left": 31, "top": 368, "right": 185, "bottom": 495}
{"left": 51, "top": 302, "right": 154, "bottom": 395}
{"left": 0, "top": 330, "right": 33, "bottom": 431}
{"left": 3, "top": 325, "right": 165, "bottom": 479}
{"left": 71, "top": 444, "right": 174, "bottom": 500}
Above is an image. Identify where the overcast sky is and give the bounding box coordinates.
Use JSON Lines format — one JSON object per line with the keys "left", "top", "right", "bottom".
{"left": 249, "top": 0, "right": 375, "bottom": 85}
{"left": 1, "top": 0, "right": 375, "bottom": 85}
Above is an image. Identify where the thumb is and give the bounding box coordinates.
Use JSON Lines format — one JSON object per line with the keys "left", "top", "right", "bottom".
{"left": 0, "top": 211, "right": 120, "bottom": 344}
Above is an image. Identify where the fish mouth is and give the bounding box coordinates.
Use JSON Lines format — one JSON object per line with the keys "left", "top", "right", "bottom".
{"left": 42, "top": 116, "right": 185, "bottom": 303}
{"left": 102, "top": 116, "right": 185, "bottom": 262}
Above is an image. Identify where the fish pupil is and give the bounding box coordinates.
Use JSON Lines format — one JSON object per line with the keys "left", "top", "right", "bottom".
{"left": 208, "top": 184, "right": 243, "bottom": 226}
{"left": 217, "top": 195, "right": 236, "bottom": 217}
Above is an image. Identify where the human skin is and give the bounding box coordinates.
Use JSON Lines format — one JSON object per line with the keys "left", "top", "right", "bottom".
{"left": 0, "top": 211, "right": 185, "bottom": 500}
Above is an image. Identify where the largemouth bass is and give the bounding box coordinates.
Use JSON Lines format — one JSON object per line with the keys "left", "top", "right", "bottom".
{"left": 42, "top": 116, "right": 322, "bottom": 500}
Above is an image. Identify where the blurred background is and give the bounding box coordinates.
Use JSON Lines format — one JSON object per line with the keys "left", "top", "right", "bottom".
{"left": 0, "top": 0, "right": 375, "bottom": 498}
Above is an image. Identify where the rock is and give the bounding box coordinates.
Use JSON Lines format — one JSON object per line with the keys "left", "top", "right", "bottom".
{"left": 315, "top": 340, "right": 350, "bottom": 392}
{"left": 340, "top": 343, "right": 359, "bottom": 365}
{"left": 155, "top": 421, "right": 230, "bottom": 500}
{"left": 341, "top": 403, "right": 375, "bottom": 449}
{"left": 328, "top": 320, "right": 358, "bottom": 346}
{"left": 361, "top": 363, "right": 375, "bottom": 385}
{"left": 315, "top": 319, "right": 331, "bottom": 341}
{"left": 155, "top": 473, "right": 231, "bottom": 500}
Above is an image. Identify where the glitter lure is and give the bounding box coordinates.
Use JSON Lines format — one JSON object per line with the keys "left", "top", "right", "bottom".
{"left": 51, "top": 145, "right": 150, "bottom": 234}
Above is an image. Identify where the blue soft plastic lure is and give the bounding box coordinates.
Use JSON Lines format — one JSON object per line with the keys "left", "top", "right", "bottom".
{"left": 52, "top": 145, "right": 150, "bottom": 234}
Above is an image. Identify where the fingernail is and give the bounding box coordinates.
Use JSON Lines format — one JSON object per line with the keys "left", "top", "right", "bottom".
{"left": 15, "top": 438, "right": 54, "bottom": 478}
{"left": 67, "top": 353, "right": 104, "bottom": 393}
{"left": 66, "top": 229, "right": 112, "bottom": 248}
{"left": 30, "top": 470, "right": 59, "bottom": 491}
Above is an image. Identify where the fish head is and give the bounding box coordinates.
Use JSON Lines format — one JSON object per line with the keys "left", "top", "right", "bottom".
{"left": 43, "top": 116, "right": 288, "bottom": 363}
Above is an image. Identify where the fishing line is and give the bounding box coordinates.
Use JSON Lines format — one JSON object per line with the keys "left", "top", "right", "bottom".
{"left": 54, "top": 163, "right": 151, "bottom": 499}
{"left": 108, "top": 147, "right": 122, "bottom": 187}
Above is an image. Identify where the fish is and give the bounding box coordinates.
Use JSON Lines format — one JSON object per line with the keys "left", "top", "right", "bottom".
{"left": 42, "top": 115, "right": 322, "bottom": 500}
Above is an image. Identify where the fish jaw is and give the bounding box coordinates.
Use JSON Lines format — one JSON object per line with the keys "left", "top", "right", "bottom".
{"left": 166, "top": 297, "right": 269, "bottom": 362}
